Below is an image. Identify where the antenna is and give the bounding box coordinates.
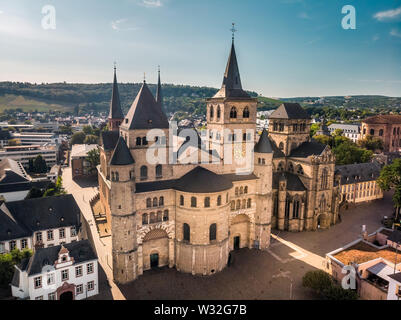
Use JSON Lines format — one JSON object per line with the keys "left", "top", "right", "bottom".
{"left": 231, "top": 22, "right": 237, "bottom": 42}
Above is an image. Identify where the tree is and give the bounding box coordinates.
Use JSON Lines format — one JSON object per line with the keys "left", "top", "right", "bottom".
{"left": 313, "top": 135, "right": 332, "bottom": 147}
{"left": 0, "top": 249, "right": 32, "bottom": 288}
{"left": 357, "top": 135, "right": 384, "bottom": 152}
{"left": 334, "top": 142, "right": 373, "bottom": 165}
{"left": 70, "top": 131, "right": 86, "bottom": 145}
{"left": 31, "top": 155, "right": 48, "bottom": 173}
{"left": 333, "top": 129, "right": 344, "bottom": 137}
{"left": 378, "top": 159, "right": 401, "bottom": 220}
{"left": 83, "top": 125, "right": 94, "bottom": 135}
{"left": 84, "top": 134, "right": 99, "bottom": 145}
{"left": 25, "top": 187, "right": 44, "bottom": 199}
{"left": 87, "top": 148, "right": 100, "bottom": 174}
{"left": 8, "top": 139, "right": 21, "bottom": 146}
{"left": 310, "top": 123, "right": 320, "bottom": 137}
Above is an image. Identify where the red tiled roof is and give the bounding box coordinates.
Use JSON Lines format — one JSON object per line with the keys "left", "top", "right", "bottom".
{"left": 363, "top": 115, "right": 401, "bottom": 125}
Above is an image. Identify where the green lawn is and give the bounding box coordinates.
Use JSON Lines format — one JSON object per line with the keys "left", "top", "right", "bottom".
{"left": 0, "top": 94, "right": 74, "bottom": 112}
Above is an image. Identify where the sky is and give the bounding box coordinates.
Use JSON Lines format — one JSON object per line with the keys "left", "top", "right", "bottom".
{"left": 0, "top": 0, "right": 400, "bottom": 98}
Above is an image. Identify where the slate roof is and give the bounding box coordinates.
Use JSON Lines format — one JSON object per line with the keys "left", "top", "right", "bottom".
{"left": 0, "top": 180, "right": 50, "bottom": 194}
{"left": 273, "top": 172, "right": 307, "bottom": 191}
{"left": 363, "top": 115, "right": 401, "bottom": 125}
{"left": 335, "top": 162, "right": 382, "bottom": 185}
{"left": 387, "top": 230, "right": 401, "bottom": 244}
{"left": 0, "top": 195, "right": 81, "bottom": 242}
{"left": 213, "top": 42, "right": 251, "bottom": 99}
{"left": 0, "top": 158, "right": 29, "bottom": 184}
{"left": 122, "top": 81, "right": 169, "bottom": 130}
{"left": 388, "top": 272, "right": 401, "bottom": 283}
{"left": 254, "top": 129, "right": 273, "bottom": 154}
{"left": 100, "top": 131, "right": 119, "bottom": 151}
{"left": 25, "top": 240, "right": 97, "bottom": 276}
{"left": 136, "top": 179, "right": 177, "bottom": 194}
{"left": 109, "top": 68, "right": 124, "bottom": 119}
{"left": 290, "top": 140, "right": 327, "bottom": 158}
{"left": 269, "top": 103, "right": 310, "bottom": 120}
{"left": 110, "top": 137, "right": 135, "bottom": 166}
{"left": 271, "top": 140, "right": 285, "bottom": 158}
{"left": 175, "top": 167, "right": 233, "bottom": 193}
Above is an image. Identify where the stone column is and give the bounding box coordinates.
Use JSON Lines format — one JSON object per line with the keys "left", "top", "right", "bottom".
{"left": 299, "top": 202, "right": 306, "bottom": 232}
{"left": 168, "top": 238, "right": 175, "bottom": 268}
{"left": 138, "top": 244, "right": 143, "bottom": 276}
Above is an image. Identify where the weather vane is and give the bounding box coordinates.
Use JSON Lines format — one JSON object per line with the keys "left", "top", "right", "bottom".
{"left": 231, "top": 22, "right": 237, "bottom": 42}
{"left": 143, "top": 72, "right": 146, "bottom": 82}
{"left": 113, "top": 61, "right": 117, "bottom": 71}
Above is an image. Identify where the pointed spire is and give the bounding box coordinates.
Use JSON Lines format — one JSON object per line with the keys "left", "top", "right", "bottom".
{"left": 213, "top": 28, "right": 250, "bottom": 99}
{"left": 110, "top": 136, "right": 135, "bottom": 166}
{"left": 156, "top": 66, "right": 164, "bottom": 112}
{"left": 109, "top": 65, "right": 124, "bottom": 120}
{"left": 255, "top": 129, "right": 273, "bottom": 154}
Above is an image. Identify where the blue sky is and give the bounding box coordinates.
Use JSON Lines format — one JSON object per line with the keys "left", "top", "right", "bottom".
{"left": 0, "top": 0, "right": 400, "bottom": 97}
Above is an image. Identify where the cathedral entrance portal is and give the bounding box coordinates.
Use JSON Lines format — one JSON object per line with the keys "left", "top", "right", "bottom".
{"left": 234, "top": 236, "right": 240, "bottom": 250}
{"left": 150, "top": 253, "right": 159, "bottom": 269}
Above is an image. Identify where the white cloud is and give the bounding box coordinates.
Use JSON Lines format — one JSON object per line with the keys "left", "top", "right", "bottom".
{"left": 0, "top": 10, "right": 3, "bottom": 14}
{"left": 374, "top": 6, "right": 401, "bottom": 21}
{"left": 390, "top": 28, "right": 401, "bottom": 38}
{"left": 139, "top": 0, "right": 163, "bottom": 8}
{"left": 111, "top": 19, "right": 139, "bottom": 31}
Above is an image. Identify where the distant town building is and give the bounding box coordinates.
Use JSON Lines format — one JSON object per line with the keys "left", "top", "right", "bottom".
{"left": 328, "top": 123, "right": 361, "bottom": 143}
{"left": 0, "top": 145, "right": 58, "bottom": 168}
{"left": 326, "top": 228, "right": 401, "bottom": 300}
{"left": 0, "top": 129, "right": 11, "bottom": 148}
{"left": 0, "top": 195, "right": 81, "bottom": 254}
{"left": 70, "top": 144, "right": 98, "bottom": 179}
{"left": 315, "top": 120, "right": 330, "bottom": 137}
{"left": 0, "top": 158, "right": 50, "bottom": 202}
{"left": 361, "top": 115, "right": 401, "bottom": 153}
{"left": 11, "top": 240, "right": 98, "bottom": 300}
{"left": 335, "top": 162, "right": 383, "bottom": 204}
{"left": 11, "top": 132, "right": 63, "bottom": 146}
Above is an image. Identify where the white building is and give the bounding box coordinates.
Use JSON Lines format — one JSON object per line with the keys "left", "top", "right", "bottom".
{"left": 11, "top": 132, "right": 63, "bottom": 146}
{"left": 11, "top": 240, "right": 98, "bottom": 300}
{"left": 0, "top": 145, "right": 58, "bottom": 168}
{"left": 328, "top": 123, "right": 361, "bottom": 143}
{"left": 0, "top": 194, "right": 81, "bottom": 254}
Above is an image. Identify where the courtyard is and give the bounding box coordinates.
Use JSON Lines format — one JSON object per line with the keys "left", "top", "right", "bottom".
{"left": 91, "top": 192, "right": 394, "bottom": 300}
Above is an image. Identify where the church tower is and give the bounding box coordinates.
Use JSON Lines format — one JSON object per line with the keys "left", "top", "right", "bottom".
{"left": 109, "top": 136, "right": 138, "bottom": 284}
{"left": 108, "top": 66, "right": 125, "bottom": 132}
{"left": 206, "top": 30, "right": 257, "bottom": 171}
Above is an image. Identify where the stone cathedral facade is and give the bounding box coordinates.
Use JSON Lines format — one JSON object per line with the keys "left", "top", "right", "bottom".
{"left": 97, "top": 38, "right": 341, "bottom": 284}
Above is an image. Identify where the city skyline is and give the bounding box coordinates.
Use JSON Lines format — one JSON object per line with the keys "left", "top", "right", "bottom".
{"left": 0, "top": 0, "right": 400, "bottom": 98}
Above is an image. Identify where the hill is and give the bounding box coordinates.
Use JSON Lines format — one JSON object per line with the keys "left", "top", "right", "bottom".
{"left": 0, "top": 82, "right": 283, "bottom": 116}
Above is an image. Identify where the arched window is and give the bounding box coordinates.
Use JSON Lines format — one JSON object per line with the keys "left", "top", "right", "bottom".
{"left": 278, "top": 162, "right": 284, "bottom": 172}
{"left": 242, "top": 199, "right": 246, "bottom": 209}
{"left": 243, "top": 107, "right": 250, "bottom": 118}
{"left": 293, "top": 200, "right": 300, "bottom": 218}
{"left": 153, "top": 197, "right": 158, "bottom": 207}
{"left": 217, "top": 195, "right": 222, "bottom": 206}
{"left": 156, "top": 165, "right": 162, "bottom": 178}
{"left": 159, "top": 196, "right": 164, "bottom": 207}
{"left": 244, "top": 186, "right": 248, "bottom": 194}
{"left": 183, "top": 223, "right": 190, "bottom": 242}
{"left": 370, "top": 129, "right": 375, "bottom": 136}
{"left": 146, "top": 198, "right": 152, "bottom": 208}
{"left": 279, "top": 142, "right": 284, "bottom": 151}
{"left": 321, "top": 169, "right": 328, "bottom": 190}
{"left": 191, "top": 197, "right": 197, "bottom": 208}
{"left": 236, "top": 200, "right": 241, "bottom": 210}
{"left": 285, "top": 198, "right": 291, "bottom": 218}
{"left": 288, "top": 162, "right": 294, "bottom": 173}
{"left": 230, "top": 201, "right": 235, "bottom": 211}
{"left": 180, "top": 195, "right": 184, "bottom": 206}
{"left": 150, "top": 212, "right": 156, "bottom": 224}
{"left": 209, "top": 224, "right": 217, "bottom": 241}
{"left": 157, "top": 211, "right": 162, "bottom": 222}
{"left": 142, "top": 137, "right": 148, "bottom": 146}
{"left": 319, "top": 196, "right": 326, "bottom": 213}
{"left": 217, "top": 106, "right": 221, "bottom": 119}
{"left": 279, "top": 123, "right": 284, "bottom": 132}
{"left": 247, "top": 198, "right": 252, "bottom": 208}
{"left": 240, "top": 187, "right": 244, "bottom": 195}
{"left": 136, "top": 137, "right": 142, "bottom": 146}
{"left": 379, "top": 129, "right": 384, "bottom": 137}
{"left": 235, "top": 187, "right": 239, "bottom": 196}
{"left": 210, "top": 105, "right": 214, "bottom": 119}
{"left": 163, "top": 210, "right": 169, "bottom": 222}
{"left": 142, "top": 213, "right": 148, "bottom": 225}
{"left": 230, "top": 107, "right": 237, "bottom": 119}
{"left": 204, "top": 197, "right": 210, "bottom": 208}
{"left": 296, "top": 165, "right": 304, "bottom": 175}
{"left": 273, "top": 122, "right": 278, "bottom": 131}
{"left": 273, "top": 196, "right": 278, "bottom": 217}
{"left": 140, "top": 166, "right": 148, "bottom": 181}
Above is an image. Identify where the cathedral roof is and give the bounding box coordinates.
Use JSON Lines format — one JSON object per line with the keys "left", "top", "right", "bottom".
{"left": 110, "top": 137, "right": 135, "bottom": 166}
{"left": 273, "top": 172, "right": 307, "bottom": 191}
{"left": 254, "top": 129, "right": 273, "bottom": 154}
{"left": 100, "top": 131, "right": 119, "bottom": 151}
{"left": 174, "top": 166, "right": 233, "bottom": 193}
{"left": 109, "top": 68, "right": 124, "bottom": 120}
{"left": 269, "top": 103, "right": 310, "bottom": 120}
{"left": 289, "top": 140, "right": 327, "bottom": 158}
{"left": 335, "top": 162, "right": 382, "bottom": 185}
{"left": 213, "top": 42, "right": 251, "bottom": 99}
{"left": 122, "top": 81, "right": 169, "bottom": 130}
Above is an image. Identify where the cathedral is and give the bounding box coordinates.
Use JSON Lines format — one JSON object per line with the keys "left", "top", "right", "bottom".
{"left": 97, "top": 36, "right": 341, "bottom": 284}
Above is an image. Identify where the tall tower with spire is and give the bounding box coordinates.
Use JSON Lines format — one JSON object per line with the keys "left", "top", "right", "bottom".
{"left": 156, "top": 66, "right": 164, "bottom": 113}
{"left": 108, "top": 65, "right": 125, "bottom": 132}
{"left": 206, "top": 25, "right": 258, "bottom": 171}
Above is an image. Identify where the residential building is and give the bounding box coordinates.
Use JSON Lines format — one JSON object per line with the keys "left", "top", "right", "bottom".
{"left": 361, "top": 115, "right": 401, "bottom": 153}
{"left": 326, "top": 228, "right": 401, "bottom": 300}
{"left": 335, "top": 162, "right": 383, "bottom": 204}
{"left": 11, "top": 132, "right": 63, "bottom": 146}
{"left": 328, "top": 123, "right": 361, "bottom": 143}
{"left": 70, "top": 144, "right": 98, "bottom": 179}
{"left": 0, "top": 194, "right": 81, "bottom": 254}
{"left": 11, "top": 240, "right": 98, "bottom": 300}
